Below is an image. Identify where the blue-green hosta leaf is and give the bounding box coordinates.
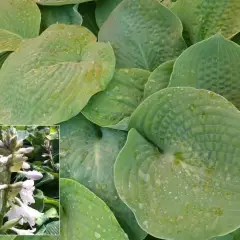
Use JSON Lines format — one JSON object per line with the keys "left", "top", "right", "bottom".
{"left": 0, "top": 30, "right": 22, "bottom": 53}
{"left": 0, "top": 24, "right": 115, "bottom": 125}
{"left": 98, "top": 0, "right": 186, "bottom": 71}
{"left": 169, "top": 34, "right": 240, "bottom": 109}
{"left": 144, "top": 60, "right": 175, "bottom": 99}
{"left": 60, "top": 178, "right": 129, "bottom": 240}
{"left": 115, "top": 87, "right": 240, "bottom": 240}
{"left": 39, "top": 4, "right": 83, "bottom": 32}
{"left": 171, "top": 0, "right": 240, "bottom": 44}
{"left": 36, "top": 0, "right": 92, "bottom": 6}
{"left": 0, "top": 0, "right": 41, "bottom": 53}
{"left": 60, "top": 114, "right": 147, "bottom": 240}
{"left": 95, "top": 0, "right": 122, "bottom": 28}
{"left": 82, "top": 68, "right": 150, "bottom": 130}
{"left": 214, "top": 229, "right": 240, "bottom": 239}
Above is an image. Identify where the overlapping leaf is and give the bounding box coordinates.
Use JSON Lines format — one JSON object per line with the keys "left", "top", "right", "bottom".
{"left": 115, "top": 87, "right": 240, "bottom": 240}
{"left": 0, "top": 0, "right": 41, "bottom": 54}
{"left": 169, "top": 34, "right": 240, "bottom": 109}
{"left": 60, "top": 178, "right": 129, "bottom": 240}
{"left": 0, "top": 31, "right": 22, "bottom": 53}
{"left": 171, "top": 0, "right": 240, "bottom": 44}
{"left": 82, "top": 68, "right": 150, "bottom": 130}
{"left": 98, "top": 0, "right": 186, "bottom": 71}
{"left": 95, "top": 0, "right": 122, "bottom": 27}
{"left": 0, "top": 24, "right": 115, "bottom": 125}
{"left": 214, "top": 229, "right": 240, "bottom": 240}
{"left": 60, "top": 114, "right": 147, "bottom": 240}
{"left": 39, "top": 4, "right": 83, "bottom": 32}
{"left": 144, "top": 60, "right": 175, "bottom": 98}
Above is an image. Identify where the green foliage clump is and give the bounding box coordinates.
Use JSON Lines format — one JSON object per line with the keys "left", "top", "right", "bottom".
{"left": 0, "top": 0, "right": 240, "bottom": 239}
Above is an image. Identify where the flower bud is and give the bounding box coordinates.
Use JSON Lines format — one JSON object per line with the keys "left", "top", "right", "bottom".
{"left": 8, "top": 182, "right": 23, "bottom": 199}
{"left": 18, "top": 170, "right": 43, "bottom": 180}
{"left": 9, "top": 154, "right": 28, "bottom": 172}
{"left": 15, "top": 140, "right": 23, "bottom": 150}
{"left": 9, "top": 135, "right": 18, "bottom": 151}
{"left": 8, "top": 127, "right": 17, "bottom": 137}
{"left": 0, "top": 147, "right": 11, "bottom": 156}
{"left": 0, "top": 184, "right": 8, "bottom": 190}
{"left": 22, "top": 161, "right": 30, "bottom": 169}
{"left": 17, "top": 147, "right": 34, "bottom": 155}
{"left": 0, "top": 156, "right": 9, "bottom": 166}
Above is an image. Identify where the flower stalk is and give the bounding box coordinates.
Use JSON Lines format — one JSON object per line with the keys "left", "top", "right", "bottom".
{"left": 0, "top": 127, "right": 15, "bottom": 227}
{"left": 0, "top": 164, "right": 11, "bottom": 227}
{"left": 0, "top": 127, "right": 43, "bottom": 235}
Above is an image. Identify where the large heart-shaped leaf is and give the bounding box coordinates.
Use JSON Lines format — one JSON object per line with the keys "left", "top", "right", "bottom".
{"left": 60, "top": 114, "right": 147, "bottom": 240}
{"left": 169, "top": 34, "right": 240, "bottom": 109}
{"left": 0, "top": 0, "right": 41, "bottom": 53}
{"left": 0, "top": 24, "right": 115, "bottom": 125}
{"left": 95, "top": 0, "right": 122, "bottom": 27}
{"left": 60, "top": 178, "right": 129, "bottom": 240}
{"left": 171, "top": 0, "right": 240, "bottom": 44}
{"left": 39, "top": 4, "right": 83, "bottom": 32}
{"left": 144, "top": 60, "right": 175, "bottom": 98}
{"left": 115, "top": 87, "right": 240, "bottom": 240}
{"left": 82, "top": 68, "right": 150, "bottom": 130}
{"left": 98, "top": 0, "right": 186, "bottom": 71}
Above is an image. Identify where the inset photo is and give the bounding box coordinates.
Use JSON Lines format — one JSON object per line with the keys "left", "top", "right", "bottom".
{"left": 0, "top": 126, "right": 59, "bottom": 236}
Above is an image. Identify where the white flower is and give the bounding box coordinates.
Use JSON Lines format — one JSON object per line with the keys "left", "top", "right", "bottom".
{"left": 11, "top": 227, "right": 36, "bottom": 235}
{"left": 0, "top": 184, "right": 8, "bottom": 190}
{"left": 5, "top": 198, "right": 43, "bottom": 227}
{"left": 19, "top": 170, "right": 43, "bottom": 180}
{"left": 20, "top": 180, "right": 35, "bottom": 205}
{"left": 22, "top": 161, "right": 30, "bottom": 169}
{"left": 17, "top": 147, "right": 34, "bottom": 154}
{"left": 0, "top": 156, "right": 8, "bottom": 165}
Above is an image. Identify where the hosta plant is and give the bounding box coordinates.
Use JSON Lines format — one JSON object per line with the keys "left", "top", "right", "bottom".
{"left": 0, "top": 0, "right": 240, "bottom": 240}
